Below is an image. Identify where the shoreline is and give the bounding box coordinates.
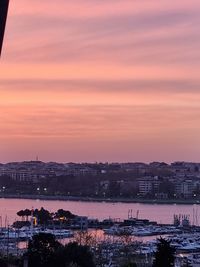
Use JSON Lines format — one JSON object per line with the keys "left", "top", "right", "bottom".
{"left": 0, "top": 194, "right": 200, "bottom": 205}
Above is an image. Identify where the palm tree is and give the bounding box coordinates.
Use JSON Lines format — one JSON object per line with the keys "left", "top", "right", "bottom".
{"left": 17, "top": 210, "right": 25, "bottom": 221}
{"left": 24, "top": 209, "right": 32, "bottom": 221}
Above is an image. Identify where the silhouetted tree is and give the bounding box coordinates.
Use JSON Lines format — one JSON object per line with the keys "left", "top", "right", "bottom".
{"left": 153, "top": 238, "right": 175, "bottom": 267}
{"left": 34, "top": 207, "right": 51, "bottom": 225}
{"left": 25, "top": 233, "right": 95, "bottom": 267}
{"left": 0, "top": 257, "right": 6, "bottom": 267}
{"left": 56, "top": 242, "right": 95, "bottom": 267}
{"left": 17, "top": 210, "right": 25, "bottom": 221}
{"left": 159, "top": 181, "right": 175, "bottom": 197}
{"left": 74, "top": 231, "right": 97, "bottom": 247}
{"left": 26, "top": 233, "right": 61, "bottom": 267}
{"left": 108, "top": 181, "right": 120, "bottom": 197}
{"left": 121, "top": 262, "right": 137, "bottom": 267}
{"left": 24, "top": 209, "right": 31, "bottom": 221}
{"left": 55, "top": 209, "right": 75, "bottom": 220}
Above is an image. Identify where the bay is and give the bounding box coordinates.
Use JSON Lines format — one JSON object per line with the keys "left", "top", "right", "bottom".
{"left": 0, "top": 198, "right": 199, "bottom": 226}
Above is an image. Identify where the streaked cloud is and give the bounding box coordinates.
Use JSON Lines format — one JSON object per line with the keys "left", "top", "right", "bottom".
{"left": 0, "top": 105, "right": 200, "bottom": 162}
{"left": 1, "top": 1, "right": 200, "bottom": 162}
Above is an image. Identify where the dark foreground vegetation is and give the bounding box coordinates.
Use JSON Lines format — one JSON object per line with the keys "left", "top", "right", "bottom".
{"left": 0, "top": 234, "right": 177, "bottom": 267}
{"left": 0, "top": 233, "right": 95, "bottom": 267}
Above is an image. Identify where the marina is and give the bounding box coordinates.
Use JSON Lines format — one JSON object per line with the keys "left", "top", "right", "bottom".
{"left": 0, "top": 199, "right": 199, "bottom": 266}
{"left": 0, "top": 198, "right": 200, "bottom": 225}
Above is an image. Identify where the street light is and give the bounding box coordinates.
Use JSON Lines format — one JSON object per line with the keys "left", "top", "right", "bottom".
{"left": 36, "top": 187, "right": 40, "bottom": 195}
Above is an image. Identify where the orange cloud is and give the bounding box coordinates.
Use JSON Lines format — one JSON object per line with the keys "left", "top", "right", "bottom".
{"left": 1, "top": 0, "right": 200, "bottom": 162}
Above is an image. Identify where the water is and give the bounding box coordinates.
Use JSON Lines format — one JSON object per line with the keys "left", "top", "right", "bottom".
{"left": 0, "top": 198, "right": 199, "bottom": 226}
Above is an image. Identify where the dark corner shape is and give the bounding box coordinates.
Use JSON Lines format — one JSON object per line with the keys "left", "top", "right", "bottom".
{"left": 0, "top": 0, "right": 9, "bottom": 57}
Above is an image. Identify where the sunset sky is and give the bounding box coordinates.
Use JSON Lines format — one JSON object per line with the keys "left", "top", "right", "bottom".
{"left": 1, "top": 0, "right": 200, "bottom": 163}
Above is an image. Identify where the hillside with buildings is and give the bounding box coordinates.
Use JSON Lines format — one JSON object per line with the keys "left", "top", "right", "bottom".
{"left": 0, "top": 161, "right": 200, "bottom": 200}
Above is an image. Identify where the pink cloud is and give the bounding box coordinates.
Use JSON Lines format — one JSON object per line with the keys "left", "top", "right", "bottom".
{"left": 1, "top": 0, "right": 200, "bottom": 162}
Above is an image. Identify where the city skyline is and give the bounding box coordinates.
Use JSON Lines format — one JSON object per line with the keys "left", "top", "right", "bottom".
{"left": 1, "top": 0, "right": 200, "bottom": 163}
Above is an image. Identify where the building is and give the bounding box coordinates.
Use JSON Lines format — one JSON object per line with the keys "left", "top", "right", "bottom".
{"left": 137, "top": 177, "right": 160, "bottom": 196}
{"left": 175, "top": 179, "right": 194, "bottom": 198}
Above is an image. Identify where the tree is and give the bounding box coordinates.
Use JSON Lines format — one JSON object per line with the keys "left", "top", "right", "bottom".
{"left": 34, "top": 207, "right": 51, "bottom": 225}
{"left": 74, "top": 231, "right": 97, "bottom": 247}
{"left": 56, "top": 242, "right": 95, "bottom": 267}
{"left": 26, "top": 233, "right": 61, "bottom": 267}
{"left": 17, "top": 209, "right": 32, "bottom": 221}
{"left": 121, "top": 263, "right": 137, "bottom": 267}
{"left": 55, "top": 209, "right": 75, "bottom": 221}
{"left": 17, "top": 210, "right": 26, "bottom": 221}
{"left": 0, "top": 257, "right": 6, "bottom": 267}
{"left": 153, "top": 238, "right": 175, "bottom": 267}
{"left": 108, "top": 181, "right": 120, "bottom": 197}
{"left": 25, "top": 233, "right": 95, "bottom": 267}
{"left": 24, "top": 209, "right": 31, "bottom": 221}
{"left": 119, "top": 234, "right": 139, "bottom": 267}
{"left": 159, "top": 181, "right": 175, "bottom": 197}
